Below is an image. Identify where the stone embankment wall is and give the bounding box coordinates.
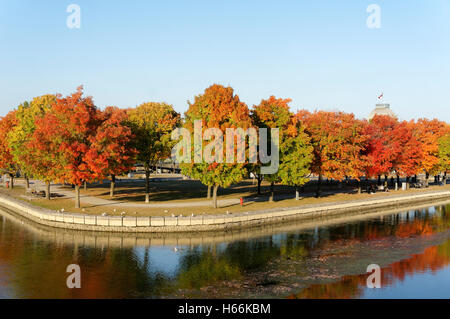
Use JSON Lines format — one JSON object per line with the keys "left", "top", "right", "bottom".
{"left": 1, "top": 190, "right": 450, "bottom": 233}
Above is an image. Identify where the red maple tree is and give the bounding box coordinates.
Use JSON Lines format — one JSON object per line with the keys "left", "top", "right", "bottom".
{"left": 86, "top": 106, "right": 137, "bottom": 197}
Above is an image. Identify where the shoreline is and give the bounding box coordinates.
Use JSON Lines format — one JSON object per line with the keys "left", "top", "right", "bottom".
{"left": 1, "top": 189, "right": 450, "bottom": 233}
{"left": 1, "top": 197, "right": 450, "bottom": 248}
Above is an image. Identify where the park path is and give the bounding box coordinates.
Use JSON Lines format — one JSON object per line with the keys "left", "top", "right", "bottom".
{"left": 16, "top": 179, "right": 449, "bottom": 209}
{"left": 14, "top": 179, "right": 243, "bottom": 208}
{"left": 49, "top": 183, "right": 355, "bottom": 208}
{"left": 25, "top": 179, "right": 299, "bottom": 208}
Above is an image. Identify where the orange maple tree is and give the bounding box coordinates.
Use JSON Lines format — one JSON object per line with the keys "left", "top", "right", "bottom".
{"left": 296, "top": 110, "right": 368, "bottom": 197}
{"left": 181, "top": 84, "right": 253, "bottom": 208}
{"left": 86, "top": 106, "right": 137, "bottom": 197}
{"left": 414, "top": 119, "right": 449, "bottom": 181}
{"left": 391, "top": 120, "right": 423, "bottom": 186}
{"left": 0, "top": 110, "right": 19, "bottom": 188}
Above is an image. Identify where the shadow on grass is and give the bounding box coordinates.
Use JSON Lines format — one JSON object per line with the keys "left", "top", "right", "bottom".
{"left": 83, "top": 179, "right": 359, "bottom": 204}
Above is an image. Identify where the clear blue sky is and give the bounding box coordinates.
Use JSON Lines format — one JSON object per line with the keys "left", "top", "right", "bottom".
{"left": 1, "top": 0, "right": 449, "bottom": 121}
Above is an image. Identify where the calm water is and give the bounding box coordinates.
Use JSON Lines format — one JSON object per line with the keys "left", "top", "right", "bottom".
{"left": 1, "top": 201, "right": 450, "bottom": 299}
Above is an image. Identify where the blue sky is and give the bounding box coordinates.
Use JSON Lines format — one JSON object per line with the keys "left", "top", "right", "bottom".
{"left": 1, "top": 0, "right": 449, "bottom": 121}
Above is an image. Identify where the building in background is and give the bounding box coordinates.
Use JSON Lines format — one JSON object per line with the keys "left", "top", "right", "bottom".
{"left": 369, "top": 94, "right": 396, "bottom": 120}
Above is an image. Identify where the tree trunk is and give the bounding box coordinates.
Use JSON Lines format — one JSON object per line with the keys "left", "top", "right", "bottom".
{"left": 84, "top": 181, "right": 87, "bottom": 191}
{"left": 357, "top": 180, "right": 362, "bottom": 194}
{"left": 406, "top": 176, "right": 410, "bottom": 190}
{"left": 316, "top": 174, "right": 322, "bottom": 198}
{"left": 425, "top": 172, "right": 430, "bottom": 187}
{"left": 75, "top": 185, "right": 80, "bottom": 208}
{"left": 377, "top": 175, "right": 381, "bottom": 186}
{"left": 295, "top": 186, "right": 300, "bottom": 200}
{"left": 145, "top": 169, "right": 150, "bottom": 203}
{"left": 269, "top": 182, "right": 275, "bottom": 202}
{"left": 207, "top": 185, "right": 211, "bottom": 199}
{"left": 212, "top": 185, "right": 219, "bottom": 208}
{"left": 257, "top": 175, "right": 262, "bottom": 195}
{"left": 10, "top": 175, "right": 14, "bottom": 189}
{"left": 397, "top": 174, "right": 400, "bottom": 187}
{"left": 25, "top": 175, "right": 30, "bottom": 190}
{"left": 110, "top": 174, "right": 115, "bottom": 197}
{"left": 45, "top": 181, "right": 51, "bottom": 200}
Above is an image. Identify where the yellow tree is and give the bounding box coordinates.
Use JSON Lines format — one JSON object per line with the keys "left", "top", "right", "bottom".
{"left": 127, "top": 103, "right": 180, "bottom": 203}
{"left": 7, "top": 95, "right": 56, "bottom": 194}
{"left": 439, "top": 132, "right": 450, "bottom": 183}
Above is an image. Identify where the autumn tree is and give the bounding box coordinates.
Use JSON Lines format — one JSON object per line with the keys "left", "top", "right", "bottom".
{"left": 438, "top": 133, "right": 450, "bottom": 183}
{"left": 297, "top": 110, "right": 368, "bottom": 197}
{"left": 365, "top": 115, "right": 399, "bottom": 185}
{"left": 0, "top": 111, "right": 19, "bottom": 188}
{"left": 128, "top": 102, "right": 180, "bottom": 203}
{"left": 86, "top": 107, "right": 137, "bottom": 197}
{"left": 31, "top": 86, "right": 101, "bottom": 208}
{"left": 252, "top": 96, "right": 312, "bottom": 201}
{"left": 415, "top": 119, "right": 449, "bottom": 182}
{"left": 391, "top": 120, "right": 423, "bottom": 187}
{"left": 7, "top": 95, "right": 56, "bottom": 194}
{"left": 277, "top": 115, "right": 313, "bottom": 200}
{"left": 180, "top": 84, "right": 252, "bottom": 208}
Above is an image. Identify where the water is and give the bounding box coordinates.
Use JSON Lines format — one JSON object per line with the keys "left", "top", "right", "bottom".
{"left": 1, "top": 201, "right": 450, "bottom": 299}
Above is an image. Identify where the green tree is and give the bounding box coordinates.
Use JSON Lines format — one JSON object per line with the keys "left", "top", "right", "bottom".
{"left": 277, "top": 117, "right": 313, "bottom": 200}
{"left": 252, "top": 96, "right": 312, "bottom": 201}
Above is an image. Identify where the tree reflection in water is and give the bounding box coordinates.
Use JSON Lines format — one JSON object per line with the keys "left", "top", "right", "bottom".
{"left": 0, "top": 203, "right": 449, "bottom": 298}
{"left": 289, "top": 240, "right": 450, "bottom": 299}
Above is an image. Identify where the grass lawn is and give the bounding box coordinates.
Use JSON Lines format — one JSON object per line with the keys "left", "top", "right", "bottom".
{"left": 1, "top": 178, "right": 449, "bottom": 217}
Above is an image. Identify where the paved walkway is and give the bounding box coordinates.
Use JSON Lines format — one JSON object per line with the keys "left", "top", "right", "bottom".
{"left": 18, "top": 179, "right": 348, "bottom": 208}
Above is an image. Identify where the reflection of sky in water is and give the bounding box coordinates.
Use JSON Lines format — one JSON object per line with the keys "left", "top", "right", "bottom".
{"left": 133, "top": 246, "right": 184, "bottom": 276}
{"left": 361, "top": 265, "right": 450, "bottom": 299}
{"left": 400, "top": 207, "right": 437, "bottom": 221}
